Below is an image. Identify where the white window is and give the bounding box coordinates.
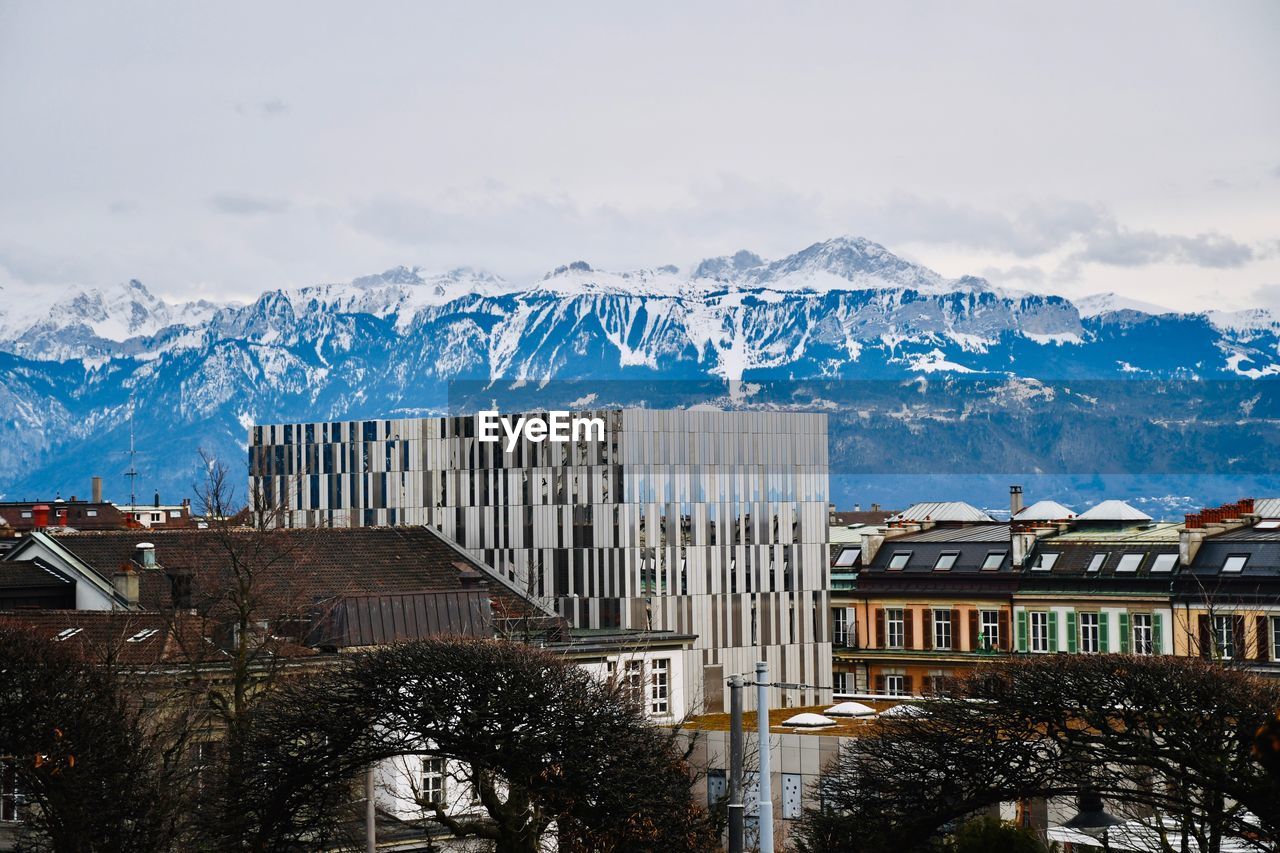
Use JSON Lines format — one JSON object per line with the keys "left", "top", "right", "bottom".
{"left": 933, "top": 610, "right": 952, "bottom": 650}
{"left": 53, "top": 628, "right": 83, "bottom": 641}
{"left": 1256, "top": 520, "right": 1280, "bottom": 529}
{"left": 1116, "top": 553, "right": 1143, "bottom": 572}
{"left": 1086, "top": 553, "right": 1107, "bottom": 573}
{"left": 1132, "top": 614, "right": 1154, "bottom": 655}
{"left": 934, "top": 552, "right": 958, "bottom": 571}
{"left": 888, "top": 552, "right": 911, "bottom": 570}
{"left": 1272, "top": 616, "right": 1280, "bottom": 661}
{"left": 85, "top": 509, "right": 98, "bottom": 517}
{"left": 623, "top": 659, "right": 644, "bottom": 705}
{"left": 832, "top": 608, "right": 853, "bottom": 647}
{"left": 420, "top": 757, "right": 446, "bottom": 806}
{"left": 1, "top": 760, "right": 18, "bottom": 823}
{"left": 169, "top": 510, "right": 181, "bottom": 518}
{"left": 126, "top": 628, "right": 160, "bottom": 643}
{"left": 979, "top": 610, "right": 1001, "bottom": 650}
{"left": 885, "top": 608, "right": 905, "bottom": 649}
{"left": 1030, "top": 611, "right": 1049, "bottom": 653}
{"left": 1032, "top": 553, "right": 1058, "bottom": 571}
{"left": 1213, "top": 616, "right": 1235, "bottom": 659}
{"left": 1222, "top": 555, "right": 1248, "bottom": 573}
{"left": 981, "top": 551, "right": 1006, "bottom": 570}
{"left": 1079, "top": 613, "right": 1100, "bottom": 654}
{"left": 649, "top": 658, "right": 670, "bottom": 716}
{"left": 20, "top": 511, "right": 31, "bottom": 519}
{"left": 885, "top": 675, "right": 906, "bottom": 696}
{"left": 833, "top": 671, "right": 849, "bottom": 694}
{"left": 833, "top": 548, "right": 859, "bottom": 567}
{"left": 1150, "top": 554, "right": 1177, "bottom": 572}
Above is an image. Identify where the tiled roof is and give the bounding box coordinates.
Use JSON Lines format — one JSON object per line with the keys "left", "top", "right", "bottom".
{"left": 0, "top": 558, "right": 71, "bottom": 589}
{"left": 0, "top": 609, "right": 229, "bottom": 665}
{"left": 47, "top": 526, "right": 548, "bottom": 621}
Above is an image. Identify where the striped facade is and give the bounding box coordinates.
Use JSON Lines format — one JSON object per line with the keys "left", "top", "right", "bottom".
{"left": 249, "top": 409, "right": 832, "bottom": 711}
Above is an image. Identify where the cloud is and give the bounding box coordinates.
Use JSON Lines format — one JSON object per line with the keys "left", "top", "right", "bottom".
{"left": 979, "top": 264, "right": 1047, "bottom": 286}
{"left": 234, "top": 99, "right": 290, "bottom": 118}
{"left": 1252, "top": 284, "right": 1280, "bottom": 310}
{"left": 1073, "top": 226, "right": 1253, "bottom": 269}
{"left": 209, "top": 193, "right": 290, "bottom": 215}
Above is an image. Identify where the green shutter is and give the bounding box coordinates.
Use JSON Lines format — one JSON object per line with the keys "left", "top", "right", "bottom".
{"left": 1153, "top": 613, "right": 1164, "bottom": 655}
{"left": 1017, "top": 610, "right": 1028, "bottom": 653}
{"left": 1099, "top": 612, "right": 1110, "bottom": 653}
{"left": 1066, "top": 611, "right": 1078, "bottom": 654}
{"left": 1048, "top": 611, "right": 1059, "bottom": 653}
{"left": 1119, "top": 613, "right": 1131, "bottom": 654}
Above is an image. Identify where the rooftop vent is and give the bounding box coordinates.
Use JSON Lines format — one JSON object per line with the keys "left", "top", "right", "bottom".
{"left": 136, "top": 542, "right": 156, "bottom": 568}
{"left": 781, "top": 712, "right": 837, "bottom": 729}
{"left": 824, "top": 701, "right": 876, "bottom": 718}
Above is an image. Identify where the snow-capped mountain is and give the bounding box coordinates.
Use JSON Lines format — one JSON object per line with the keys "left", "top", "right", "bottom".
{"left": 0, "top": 236, "right": 1276, "bottom": 509}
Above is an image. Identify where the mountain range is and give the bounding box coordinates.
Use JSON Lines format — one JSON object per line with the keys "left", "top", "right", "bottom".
{"left": 1, "top": 236, "right": 1276, "bottom": 513}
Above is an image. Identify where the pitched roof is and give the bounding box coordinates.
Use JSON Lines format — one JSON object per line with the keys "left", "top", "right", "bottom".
{"left": 0, "top": 609, "right": 229, "bottom": 665}
{"left": 1254, "top": 498, "right": 1280, "bottom": 519}
{"left": 1075, "top": 500, "right": 1152, "bottom": 522}
{"left": 888, "top": 502, "right": 995, "bottom": 524}
{"left": 1014, "top": 500, "right": 1076, "bottom": 521}
{"left": 45, "top": 526, "right": 550, "bottom": 622}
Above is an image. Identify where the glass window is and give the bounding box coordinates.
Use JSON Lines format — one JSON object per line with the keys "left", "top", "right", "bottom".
{"left": 1032, "top": 553, "right": 1058, "bottom": 571}
{"left": 833, "top": 547, "right": 860, "bottom": 567}
{"left": 623, "top": 659, "right": 644, "bottom": 705}
{"left": 981, "top": 551, "right": 1006, "bottom": 570}
{"left": 832, "top": 671, "right": 848, "bottom": 695}
{"left": 1116, "top": 554, "right": 1143, "bottom": 572}
{"left": 833, "top": 608, "right": 853, "bottom": 647}
{"left": 1086, "top": 553, "right": 1107, "bottom": 573}
{"left": 1150, "top": 554, "right": 1177, "bottom": 572}
{"left": 1222, "top": 555, "right": 1248, "bottom": 573}
{"left": 1272, "top": 616, "right": 1280, "bottom": 662}
{"left": 885, "top": 675, "right": 906, "bottom": 696}
{"left": 649, "top": 659, "right": 670, "bottom": 716}
{"left": 421, "top": 757, "right": 446, "bottom": 806}
{"left": 886, "top": 608, "right": 905, "bottom": 649}
{"left": 934, "top": 552, "right": 958, "bottom": 571}
{"left": 53, "top": 628, "right": 82, "bottom": 641}
{"left": 1030, "top": 611, "right": 1049, "bottom": 653}
{"left": 1132, "top": 614, "right": 1153, "bottom": 655}
{"left": 933, "top": 610, "right": 952, "bottom": 650}
{"left": 1079, "top": 613, "right": 1100, "bottom": 654}
{"left": 1212, "top": 616, "right": 1235, "bottom": 659}
{"left": 979, "top": 610, "right": 1000, "bottom": 650}
{"left": 888, "top": 552, "right": 911, "bottom": 570}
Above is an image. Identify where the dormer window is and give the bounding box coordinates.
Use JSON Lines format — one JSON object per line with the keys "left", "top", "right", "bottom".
{"left": 126, "top": 628, "right": 160, "bottom": 643}
{"left": 1150, "top": 553, "right": 1177, "bottom": 572}
{"left": 1222, "top": 555, "right": 1248, "bottom": 573}
{"left": 1116, "top": 554, "right": 1143, "bottom": 572}
{"left": 981, "top": 551, "right": 1006, "bottom": 570}
{"left": 833, "top": 547, "right": 860, "bottom": 567}
{"left": 934, "top": 552, "right": 959, "bottom": 571}
{"left": 1032, "top": 553, "right": 1058, "bottom": 571}
{"left": 1086, "top": 553, "right": 1107, "bottom": 573}
{"left": 53, "top": 628, "right": 82, "bottom": 641}
{"left": 888, "top": 552, "right": 911, "bottom": 570}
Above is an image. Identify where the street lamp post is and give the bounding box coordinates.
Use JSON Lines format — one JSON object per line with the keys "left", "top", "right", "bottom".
{"left": 1063, "top": 788, "right": 1124, "bottom": 852}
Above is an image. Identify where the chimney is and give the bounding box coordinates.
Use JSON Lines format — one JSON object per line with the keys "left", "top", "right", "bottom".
{"left": 113, "top": 563, "right": 139, "bottom": 607}
{"left": 136, "top": 541, "right": 157, "bottom": 569}
{"left": 92, "top": 476, "right": 103, "bottom": 503}
{"left": 154, "top": 491, "right": 161, "bottom": 508}
{"left": 1010, "top": 485, "right": 1024, "bottom": 518}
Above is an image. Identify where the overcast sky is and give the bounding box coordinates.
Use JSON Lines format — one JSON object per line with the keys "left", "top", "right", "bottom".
{"left": 1, "top": 1, "right": 1277, "bottom": 311}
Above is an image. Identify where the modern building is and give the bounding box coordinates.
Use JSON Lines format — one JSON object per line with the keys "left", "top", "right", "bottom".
{"left": 249, "top": 409, "right": 832, "bottom": 711}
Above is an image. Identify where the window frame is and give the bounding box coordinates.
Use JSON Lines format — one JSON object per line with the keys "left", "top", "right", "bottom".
{"left": 932, "top": 609, "right": 953, "bottom": 650}
{"left": 1086, "top": 553, "right": 1107, "bottom": 573}
{"left": 887, "top": 551, "right": 911, "bottom": 571}
{"left": 1272, "top": 615, "right": 1280, "bottom": 662}
{"left": 981, "top": 551, "right": 1006, "bottom": 571}
{"left": 1212, "top": 615, "right": 1235, "bottom": 659}
{"left": 979, "top": 609, "right": 1001, "bottom": 650}
{"left": 884, "top": 674, "right": 906, "bottom": 697}
{"left": 1032, "top": 553, "right": 1058, "bottom": 571}
{"left": 1222, "top": 554, "right": 1248, "bottom": 573}
{"left": 833, "top": 547, "right": 860, "bottom": 567}
{"left": 1079, "top": 612, "right": 1100, "bottom": 654}
{"left": 1150, "top": 553, "right": 1177, "bottom": 573}
{"left": 934, "top": 552, "right": 959, "bottom": 571}
{"left": 1115, "top": 553, "right": 1143, "bottom": 573}
{"left": 1132, "top": 613, "right": 1154, "bottom": 655}
{"left": 1029, "top": 611, "right": 1050, "bottom": 653}
{"left": 420, "top": 756, "right": 447, "bottom": 807}
{"left": 885, "top": 607, "right": 905, "bottom": 649}
{"left": 649, "top": 658, "right": 670, "bottom": 716}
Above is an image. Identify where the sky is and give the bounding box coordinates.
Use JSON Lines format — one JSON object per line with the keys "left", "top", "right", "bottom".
{"left": 0, "top": 1, "right": 1277, "bottom": 312}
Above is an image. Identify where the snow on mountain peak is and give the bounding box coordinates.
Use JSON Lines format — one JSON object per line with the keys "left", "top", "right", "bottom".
{"left": 1075, "top": 292, "right": 1174, "bottom": 318}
